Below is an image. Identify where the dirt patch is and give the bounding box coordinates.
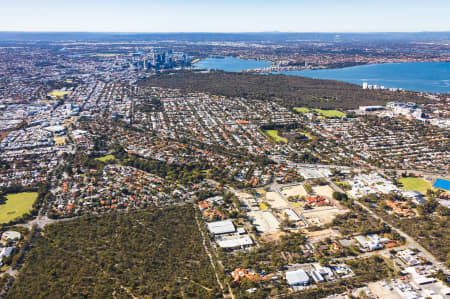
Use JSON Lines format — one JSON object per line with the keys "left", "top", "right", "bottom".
{"left": 266, "top": 192, "right": 290, "bottom": 209}
{"left": 303, "top": 206, "right": 349, "bottom": 226}
{"left": 248, "top": 211, "right": 280, "bottom": 233}
{"left": 368, "top": 281, "right": 402, "bottom": 299}
{"left": 281, "top": 185, "right": 307, "bottom": 199}
{"left": 312, "top": 185, "right": 334, "bottom": 198}
{"left": 306, "top": 228, "right": 342, "bottom": 243}
{"left": 260, "top": 231, "right": 287, "bottom": 242}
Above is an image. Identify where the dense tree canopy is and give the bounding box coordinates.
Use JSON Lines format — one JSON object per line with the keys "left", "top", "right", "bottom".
{"left": 141, "top": 71, "right": 427, "bottom": 110}
{"left": 7, "top": 205, "right": 220, "bottom": 298}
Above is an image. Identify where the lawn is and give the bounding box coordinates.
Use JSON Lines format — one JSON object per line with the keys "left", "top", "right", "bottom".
{"left": 398, "top": 177, "right": 433, "bottom": 194}
{"left": 293, "top": 107, "right": 311, "bottom": 114}
{"left": 313, "top": 109, "right": 346, "bottom": 118}
{"left": 293, "top": 107, "right": 346, "bottom": 118}
{"left": 95, "top": 154, "right": 116, "bottom": 162}
{"left": 0, "top": 192, "right": 38, "bottom": 223}
{"left": 264, "top": 130, "right": 287, "bottom": 143}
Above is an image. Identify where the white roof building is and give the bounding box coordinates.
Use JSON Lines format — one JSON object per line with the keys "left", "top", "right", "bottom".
{"left": 2, "top": 231, "right": 21, "bottom": 241}
{"left": 0, "top": 247, "right": 13, "bottom": 260}
{"left": 217, "top": 236, "right": 253, "bottom": 248}
{"left": 207, "top": 220, "right": 236, "bottom": 235}
{"left": 285, "top": 269, "right": 310, "bottom": 286}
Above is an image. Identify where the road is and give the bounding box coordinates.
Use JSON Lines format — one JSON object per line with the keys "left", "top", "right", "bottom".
{"left": 267, "top": 181, "right": 312, "bottom": 226}
{"left": 328, "top": 179, "right": 449, "bottom": 275}
{"left": 194, "top": 208, "right": 230, "bottom": 298}
{"left": 16, "top": 214, "right": 79, "bottom": 230}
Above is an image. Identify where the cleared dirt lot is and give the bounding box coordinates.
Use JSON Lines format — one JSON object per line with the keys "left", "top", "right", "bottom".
{"left": 265, "top": 192, "right": 290, "bottom": 209}
{"left": 281, "top": 184, "right": 307, "bottom": 198}
{"left": 260, "top": 231, "right": 287, "bottom": 242}
{"left": 248, "top": 211, "right": 280, "bottom": 233}
{"left": 306, "top": 228, "right": 342, "bottom": 243}
{"left": 368, "top": 281, "right": 402, "bottom": 299}
{"left": 303, "top": 206, "right": 348, "bottom": 226}
{"left": 312, "top": 185, "right": 334, "bottom": 198}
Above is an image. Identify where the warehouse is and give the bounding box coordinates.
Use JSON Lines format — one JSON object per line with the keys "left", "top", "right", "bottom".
{"left": 217, "top": 236, "right": 253, "bottom": 249}
{"left": 206, "top": 220, "right": 236, "bottom": 235}
{"left": 285, "top": 269, "right": 310, "bottom": 287}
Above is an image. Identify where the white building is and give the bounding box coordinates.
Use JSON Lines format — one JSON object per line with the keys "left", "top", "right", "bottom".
{"left": 217, "top": 236, "right": 253, "bottom": 249}
{"left": 207, "top": 220, "right": 236, "bottom": 235}
{"left": 286, "top": 269, "right": 310, "bottom": 287}
{"left": 1, "top": 231, "right": 21, "bottom": 241}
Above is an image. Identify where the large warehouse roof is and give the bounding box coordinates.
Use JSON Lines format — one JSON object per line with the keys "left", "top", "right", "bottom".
{"left": 285, "top": 269, "right": 310, "bottom": 286}
{"left": 207, "top": 220, "right": 235, "bottom": 235}
{"left": 217, "top": 236, "right": 253, "bottom": 248}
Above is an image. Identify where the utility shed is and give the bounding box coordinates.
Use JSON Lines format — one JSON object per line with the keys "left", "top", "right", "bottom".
{"left": 207, "top": 220, "right": 236, "bottom": 235}
{"left": 285, "top": 269, "right": 310, "bottom": 287}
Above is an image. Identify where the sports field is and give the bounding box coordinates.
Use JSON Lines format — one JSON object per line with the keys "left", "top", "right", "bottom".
{"left": 48, "top": 90, "right": 71, "bottom": 98}
{"left": 264, "top": 130, "right": 287, "bottom": 143}
{"left": 314, "top": 109, "right": 346, "bottom": 118}
{"left": 0, "top": 192, "right": 38, "bottom": 223}
{"left": 398, "top": 177, "right": 433, "bottom": 194}
{"left": 294, "top": 107, "right": 346, "bottom": 118}
{"left": 293, "top": 107, "right": 311, "bottom": 114}
{"left": 95, "top": 154, "right": 116, "bottom": 162}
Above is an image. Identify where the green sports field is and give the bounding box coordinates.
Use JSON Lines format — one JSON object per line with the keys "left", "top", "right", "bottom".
{"left": 293, "top": 107, "right": 311, "bottom": 114}
{"left": 294, "top": 107, "right": 346, "bottom": 118}
{"left": 264, "top": 130, "right": 288, "bottom": 143}
{"left": 398, "top": 177, "right": 433, "bottom": 194}
{"left": 0, "top": 192, "right": 38, "bottom": 223}
{"left": 314, "top": 109, "right": 346, "bottom": 118}
{"left": 95, "top": 154, "right": 116, "bottom": 162}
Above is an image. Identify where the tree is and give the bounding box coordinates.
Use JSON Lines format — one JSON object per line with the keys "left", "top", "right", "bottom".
{"left": 304, "top": 183, "right": 313, "bottom": 195}
{"left": 332, "top": 192, "right": 347, "bottom": 201}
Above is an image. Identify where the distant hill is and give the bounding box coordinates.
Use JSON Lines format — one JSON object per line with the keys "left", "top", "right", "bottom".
{"left": 140, "top": 71, "right": 427, "bottom": 110}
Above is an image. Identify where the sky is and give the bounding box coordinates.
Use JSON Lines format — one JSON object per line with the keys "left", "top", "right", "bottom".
{"left": 0, "top": 0, "right": 449, "bottom": 33}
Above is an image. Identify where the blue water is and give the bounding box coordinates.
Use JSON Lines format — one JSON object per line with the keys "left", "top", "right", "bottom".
{"left": 433, "top": 179, "right": 450, "bottom": 191}
{"left": 193, "top": 56, "right": 272, "bottom": 72}
{"left": 275, "top": 62, "right": 450, "bottom": 93}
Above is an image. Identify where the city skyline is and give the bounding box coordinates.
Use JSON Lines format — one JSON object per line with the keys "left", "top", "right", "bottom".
{"left": 1, "top": 0, "right": 450, "bottom": 33}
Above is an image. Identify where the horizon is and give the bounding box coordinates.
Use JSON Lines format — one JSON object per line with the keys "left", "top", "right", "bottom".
{"left": 1, "top": 0, "right": 449, "bottom": 32}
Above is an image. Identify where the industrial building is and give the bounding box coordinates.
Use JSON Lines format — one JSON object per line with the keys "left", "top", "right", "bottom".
{"left": 206, "top": 220, "right": 236, "bottom": 235}
{"left": 285, "top": 269, "right": 310, "bottom": 287}
{"left": 217, "top": 236, "right": 253, "bottom": 249}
